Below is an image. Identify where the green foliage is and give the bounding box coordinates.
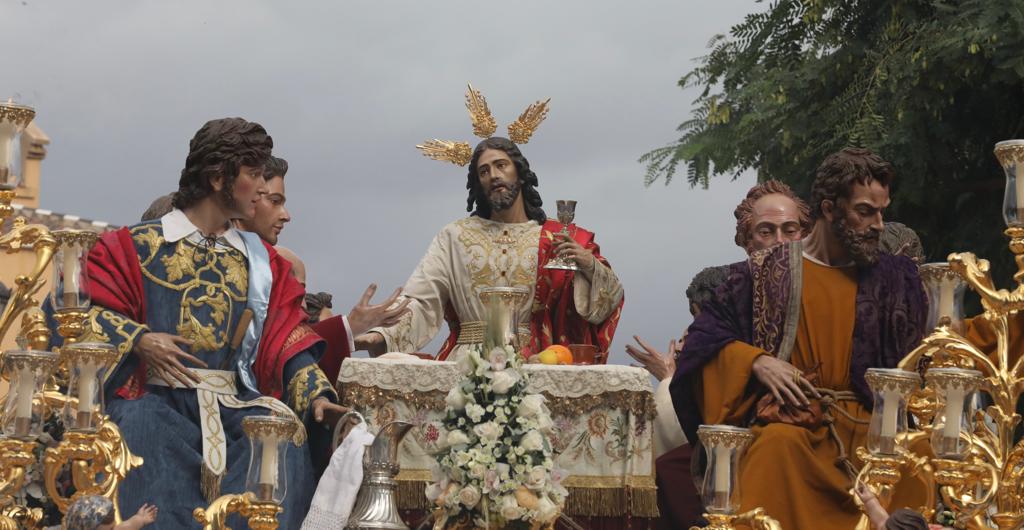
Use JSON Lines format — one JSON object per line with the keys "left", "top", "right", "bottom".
{"left": 644, "top": 0, "right": 1024, "bottom": 279}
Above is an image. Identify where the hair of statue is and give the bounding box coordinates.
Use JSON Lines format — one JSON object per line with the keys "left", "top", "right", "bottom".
{"left": 685, "top": 265, "right": 729, "bottom": 316}
{"left": 465, "top": 137, "right": 546, "bottom": 223}
{"left": 304, "top": 291, "right": 333, "bottom": 323}
{"left": 810, "top": 147, "right": 894, "bottom": 219}
{"left": 172, "top": 117, "right": 274, "bottom": 210}
{"left": 265, "top": 156, "right": 289, "bottom": 180}
{"left": 733, "top": 179, "right": 812, "bottom": 249}
{"left": 141, "top": 192, "right": 176, "bottom": 222}
{"left": 880, "top": 221, "right": 925, "bottom": 262}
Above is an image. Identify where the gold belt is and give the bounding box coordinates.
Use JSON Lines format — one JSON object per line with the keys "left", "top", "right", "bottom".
{"left": 456, "top": 320, "right": 531, "bottom": 345}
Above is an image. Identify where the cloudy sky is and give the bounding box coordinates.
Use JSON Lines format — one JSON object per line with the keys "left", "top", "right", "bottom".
{"left": 2, "top": 0, "right": 762, "bottom": 363}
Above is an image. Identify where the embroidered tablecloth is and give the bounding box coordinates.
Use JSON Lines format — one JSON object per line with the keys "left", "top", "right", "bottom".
{"left": 337, "top": 357, "right": 658, "bottom": 518}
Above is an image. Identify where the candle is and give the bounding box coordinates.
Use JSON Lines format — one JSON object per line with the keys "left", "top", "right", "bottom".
{"left": 258, "top": 434, "right": 279, "bottom": 500}
{"left": 713, "top": 445, "right": 731, "bottom": 499}
{"left": 937, "top": 279, "right": 954, "bottom": 321}
{"left": 942, "top": 387, "right": 966, "bottom": 447}
{"left": 0, "top": 120, "right": 16, "bottom": 178}
{"left": 62, "top": 242, "right": 80, "bottom": 308}
{"left": 77, "top": 360, "right": 98, "bottom": 417}
{"left": 879, "top": 389, "right": 900, "bottom": 453}
{"left": 1016, "top": 164, "right": 1024, "bottom": 224}
{"left": 14, "top": 367, "right": 35, "bottom": 436}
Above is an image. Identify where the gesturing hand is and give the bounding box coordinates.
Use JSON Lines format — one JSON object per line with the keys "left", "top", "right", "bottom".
{"left": 751, "top": 355, "right": 820, "bottom": 408}
{"left": 311, "top": 397, "right": 352, "bottom": 430}
{"left": 134, "top": 332, "right": 207, "bottom": 388}
{"left": 346, "top": 284, "right": 412, "bottom": 337}
{"left": 625, "top": 335, "right": 677, "bottom": 381}
{"left": 553, "top": 233, "right": 596, "bottom": 276}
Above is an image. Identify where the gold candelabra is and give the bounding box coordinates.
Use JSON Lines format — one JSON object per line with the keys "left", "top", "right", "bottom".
{"left": 193, "top": 415, "right": 299, "bottom": 530}
{"left": 853, "top": 141, "right": 1024, "bottom": 530}
{"left": 0, "top": 103, "right": 141, "bottom": 530}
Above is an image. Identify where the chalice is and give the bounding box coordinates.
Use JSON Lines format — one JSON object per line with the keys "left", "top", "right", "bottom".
{"left": 544, "top": 200, "right": 579, "bottom": 271}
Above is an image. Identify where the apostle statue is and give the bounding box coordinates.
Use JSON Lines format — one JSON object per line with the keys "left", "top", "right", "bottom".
{"left": 50, "top": 118, "right": 347, "bottom": 529}
{"left": 357, "top": 86, "right": 624, "bottom": 359}
{"left": 671, "top": 148, "right": 929, "bottom": 529}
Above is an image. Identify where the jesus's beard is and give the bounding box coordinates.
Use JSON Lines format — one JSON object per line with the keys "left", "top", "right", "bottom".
{"left": 832, "top": 212, "right": 881, "bottom": 266}
{"left": 486, "top": 180, "right": 521, "bottom": 212}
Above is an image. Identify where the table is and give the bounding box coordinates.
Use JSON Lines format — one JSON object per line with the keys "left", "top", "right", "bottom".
{"left": 336, "top": 357, "right": 659, "bottom": 522}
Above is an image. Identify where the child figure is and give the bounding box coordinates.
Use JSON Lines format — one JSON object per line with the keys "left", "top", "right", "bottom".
{"left": 64, "top": 496, "right": 157, "bottom": 530}
{"left": 856, "top": 485, "right": 949, "bottom": 530}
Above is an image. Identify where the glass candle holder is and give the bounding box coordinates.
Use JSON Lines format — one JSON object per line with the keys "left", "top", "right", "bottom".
{"left": 49, "top": 230, "right": 99, "bottom": 311}
{"left": 243, "top": 415, "right": 298, "bottom": 504}
{"left": 866, "top": 368, "right": 921, "bottom": 455}
{"left": 996, "top": 139, "right": 1024, "bottom": 228}
{"left": 697, "top": 424, "right": 755, "bottom": 515}
{"left": 0, "top": 101, "right": 35, "bottom": 190}
{"left": 919, "top": 263, "right": 967, "bottom": 333}
{"left": 61, "top": 342, "right": 118, "bottom": 432}
{"left": 1, "top": 349, "right": 60, "bottom": 439}
{"left": 926, "top": 368, "right": 983, "bottom": 459}
{"left": 479, "top": 287, "right": 530, "bottom": 352}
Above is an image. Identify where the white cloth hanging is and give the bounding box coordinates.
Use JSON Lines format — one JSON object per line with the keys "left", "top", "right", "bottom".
{"left": 300, "top": 422, "right": 375, "bottom": 530}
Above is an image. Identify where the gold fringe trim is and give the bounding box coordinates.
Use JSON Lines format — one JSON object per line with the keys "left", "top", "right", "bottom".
{"left": 201, "top": 464, "right": 222, "bottom": 503}
{"left": 340, "top": 384, "right": 656, "bottom": 420}
{"left": 392, "top": 479, "right": 659, "bottom": 518}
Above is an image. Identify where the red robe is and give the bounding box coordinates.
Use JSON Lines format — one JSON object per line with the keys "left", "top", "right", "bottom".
{"left": 87, "top": 227, "right": 322, "bottom": 399}
{"left": 313, "top": 315, "right": 352, "bottom": 384}
{"left": 437, "top": 220, "right": 623, "bottom": 360}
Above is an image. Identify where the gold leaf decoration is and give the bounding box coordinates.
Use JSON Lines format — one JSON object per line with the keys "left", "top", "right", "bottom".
{"left": 465, "top": 83, "right": 497, "bottom": 139}
{"left": 507, "top": 98, "right": 551, "bottom": 144}
{"left": 416, "top": 139, "right": 473, "bottom": 167}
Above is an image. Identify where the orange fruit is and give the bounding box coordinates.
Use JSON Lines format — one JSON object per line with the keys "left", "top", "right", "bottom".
{"left": 546, "top": 345, "right": 573, "bottom": 365}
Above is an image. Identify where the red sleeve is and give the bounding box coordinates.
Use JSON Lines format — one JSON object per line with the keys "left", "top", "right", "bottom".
{"left": 253, "top": 243, "right": 325, "bottom": 399}
{"left": 313, "top": 315, "right": 352, "bottom": 384}
{"left": 87, "top": 227, "right": 146, "bottom": 321}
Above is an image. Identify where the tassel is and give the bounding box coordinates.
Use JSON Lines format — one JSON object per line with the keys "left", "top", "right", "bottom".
{"left": 201, "top": 463, "right": 223, "bottom": 502}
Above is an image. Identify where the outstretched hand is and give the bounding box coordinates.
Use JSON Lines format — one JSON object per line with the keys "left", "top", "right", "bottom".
{"left": 751, "top": 355, "right": 820, "bottom": 408}
{"left": 134, "top": 333, "right": 207, "bottom": 388}
{"left": 625, "top": 335, "right": 677, "bottom": 381}
{"left": 346, "top": 284, "right": 411, "bottom": 337}
{"left": 116, "top": 503, "right": 158, "bottom": 529}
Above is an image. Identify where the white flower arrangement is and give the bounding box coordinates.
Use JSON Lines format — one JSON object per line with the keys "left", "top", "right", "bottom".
{"left": 428, "top": 344, "right": 568, "bottom": 529}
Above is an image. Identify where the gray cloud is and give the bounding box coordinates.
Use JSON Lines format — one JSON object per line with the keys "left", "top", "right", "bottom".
{"left": 2, "top": 0, "right": 760, "bottom": 361}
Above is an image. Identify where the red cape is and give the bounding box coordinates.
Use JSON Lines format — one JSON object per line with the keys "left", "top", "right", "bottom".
{"left": 88, "top": 227, "right": 322, "bottom": 399}
{"left": 437, "top": 220, "right": 623, "bottom": 360}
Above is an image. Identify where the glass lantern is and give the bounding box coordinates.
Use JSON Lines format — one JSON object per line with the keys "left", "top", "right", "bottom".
{"left": 697, "top": 424, "right": 755, "bottom": 515}
{"left": 50, "top": 230, "right": 99, "bottom": 311}
{"left": 996, "top": 139, "right": 1024, "bottom": 228}
{"left": 919, "top": 263, "right": 967, "bottom": 333}
{"left": 243, "top": 415, "right": 298, "bottom": 504}
{"left": 926, "top": 368, "right": 983, "bottom": 459}
{"left": 61, "top": 342, "right": 118, "bottom": 432}
{"left": 865, "top": 368, "right": 921, "bottom": 456}
{"left": 1, "top": 349, "right": 60, "bottom": 439}
{"left": 0, "top": 100, "right": 35, "bottom": 190}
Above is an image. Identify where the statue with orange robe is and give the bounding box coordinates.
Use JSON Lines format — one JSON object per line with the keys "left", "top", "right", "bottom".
{"left": 670, "top": 148, "right": 929, "bottom": 529}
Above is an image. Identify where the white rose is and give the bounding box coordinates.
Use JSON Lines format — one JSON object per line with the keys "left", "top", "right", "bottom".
{"left": 466, "top": 404, "right": 486, "bottom": 423}
{"left": 536, "top": 495, "right": 559, "bottom": 522}
{"left": 473, "top": 421, "right": 501, "bottom": 444}
{"left": 499, "top": 494, "right": 524, "bottom": 521}
{"left": 497, "top": 463, "right": 511, "bottom": 480}
{"left": 445, "top": 386, "right": 468, "bottom": 410}
{"left": 455, "top": 450, "right": 473, "bottom": 467}
{"left": 456, "top": 351, "right": 475, "bottom": 375}
{"left": 520, "top": 429, "right": 543, "bottom": 452}
{"left": 536, "top": 413, "right": 554, "bottom": 433}
{"left": 447, "top": 430, "right": 470, "bottom": 447}
{"left": 490, "top": 370, "right": 520, "bottom": 394}
{"left": 469, "top": 463, "right": 486, "bottom": 480}
{"left": 489, "top": 347, "right": 509, "bottom": 371}
{"left": 482, "top": 468, "right": 499, "bottom": 493}
{"left": 526, "top": 465, "right": 547, "bottom": 490}
{"left": 458, "top": 484, "right": 481, "bottom": 508}
{"left": 517, "top": 394, "right": 545, "bottom": 419}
